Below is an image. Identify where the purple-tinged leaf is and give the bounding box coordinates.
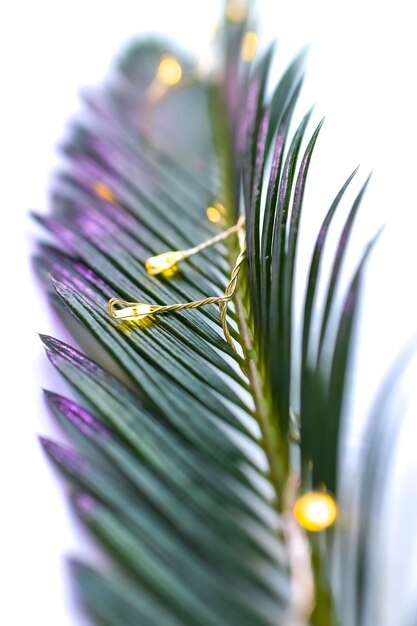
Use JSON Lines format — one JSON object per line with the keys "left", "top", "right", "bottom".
{"left": 260, "top": 79, "right": 303, "bottom": 347}
{"left": 39, "top": 437, "right": 89, "bottom": 476}
{"left": 265, "top": 47, "right": 307, "bottom": 155}
{"left": 279, "top": 119, "right": 324, "bottom": 424}
{"left": 44, "top": 390, "right": 111, "bottom": 439}
{"left": 268, "top": 110, "right": 312, "bottom": 430}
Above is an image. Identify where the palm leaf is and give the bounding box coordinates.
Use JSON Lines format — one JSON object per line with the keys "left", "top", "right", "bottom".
{"left": 35, "top": 9, "right": 382, "bottom": 626}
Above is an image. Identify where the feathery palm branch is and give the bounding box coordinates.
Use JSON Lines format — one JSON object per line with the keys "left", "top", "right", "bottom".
{"left": 34, "top": 6, "right": 383, "bottom": 625}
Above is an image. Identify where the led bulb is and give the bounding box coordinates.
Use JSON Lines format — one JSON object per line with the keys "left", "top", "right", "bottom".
{"left": 293, "top": 491, "right": 337, "bottom": 532}
{"left": 157, "top": 55, "right": 183, "bottom": 86}
{"left": 206, "top": 206, "right": 222, "bottom": 223}
{"left": 145, "top": 250, "right": 185, "bottom": 275}
{"left": 111, "top": 303, "right": 159, "bottom": 321}
{"left": 226, "top": 0, "right": 248, "bottom": 23}
{"left": 94, "top": 181, "right": 116, "bottom": 203}
{"left": 241, "top": 31, "right": 258, "bottom": 62}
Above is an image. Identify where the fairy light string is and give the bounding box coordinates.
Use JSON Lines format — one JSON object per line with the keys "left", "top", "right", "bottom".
{"left": 145, "top": 214, "right": 245, "bottom": 275}
{"left": 108, "top": 214, "right": 246, "bottom": 350}
{"left": 86, "top": 13, "right": 338, "bottom": 624}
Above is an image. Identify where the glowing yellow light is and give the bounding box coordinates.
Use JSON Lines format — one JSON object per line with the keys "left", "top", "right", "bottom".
{"left": 145, "top": 250, "right": 185, "bottom": 275}
{"left": 293, "top": 491, "right": 337, "bottom": 532}
{"left": 241, "top": 31, "right": 258, "bottom": 62}
{"left": 116, "top": 317, "right": 154, "bottom": 334}
{"left": 93, "top": 182, "right": 116, "bottom": 203}
{"left": 206, "top": 206, "right": 222, "bottom": 223}
{"left": 226, "top": 0, "right": 248, "bottom": 23}
{"left": 207, "top": 202, "right": 226, "bottom": 223}
{"left": 160, "top": 266, "right": 180, "bottom": 279}
{"left": 157, "top": 54, "right": 183, "bottom": 86}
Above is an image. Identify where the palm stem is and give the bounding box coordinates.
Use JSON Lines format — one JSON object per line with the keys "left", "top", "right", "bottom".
{"left": 235, "top": 295, "right": 289, "bottom": 505}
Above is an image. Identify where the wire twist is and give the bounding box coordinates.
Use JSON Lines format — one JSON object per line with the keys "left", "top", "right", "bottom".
{"left": 219, "top": 239, "right": 246, "bottom": 349}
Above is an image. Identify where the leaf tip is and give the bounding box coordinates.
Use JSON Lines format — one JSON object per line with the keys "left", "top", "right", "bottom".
{"left": 38, "top": 434, "right": 52, "bottom": 450}
{"left": 42, "top": 388, "right": 56, "bottom": 400}
{"left": 43, "top": 388, "right": 65, "bottom": 409}
{"left": 39, "top": 333, "right": 53, "bottom": 349}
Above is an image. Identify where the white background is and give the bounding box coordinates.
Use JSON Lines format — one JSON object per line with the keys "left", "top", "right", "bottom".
{"left": 1, "top": 1, "right": 417, "bottom": 624}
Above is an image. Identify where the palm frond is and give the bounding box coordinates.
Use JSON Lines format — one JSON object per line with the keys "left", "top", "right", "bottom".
{"left": 35, "top": 10, "right": 381, "bottom": 626}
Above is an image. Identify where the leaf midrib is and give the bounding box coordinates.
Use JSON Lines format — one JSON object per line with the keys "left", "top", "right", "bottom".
{"left": 215, "top": 82, "right": 288, "bottom": 508}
